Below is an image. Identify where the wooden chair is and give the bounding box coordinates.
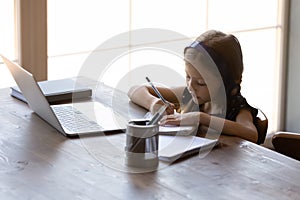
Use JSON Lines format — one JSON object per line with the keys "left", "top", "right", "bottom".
{"left": 272, "top": 132, "right": 300, "bottom": 161}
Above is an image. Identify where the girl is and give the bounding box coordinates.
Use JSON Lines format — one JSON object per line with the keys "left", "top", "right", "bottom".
{"left": 128, "top": 30, "right": 266, "bottom": 144}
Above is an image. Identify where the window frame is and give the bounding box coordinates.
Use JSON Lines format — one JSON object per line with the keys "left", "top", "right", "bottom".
{"left": 15, "top": 0, "right": 47, "bottom": 81}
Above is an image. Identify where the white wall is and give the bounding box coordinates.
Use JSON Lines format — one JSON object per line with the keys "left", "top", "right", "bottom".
{"left": 286, "top": 0, "right": 300, "bottom": 132}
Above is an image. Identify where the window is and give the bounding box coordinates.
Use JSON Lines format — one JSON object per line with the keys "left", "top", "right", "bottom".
{"left": 0, "top": 0, "right": 16, "bottom": 88}
{"left": 47, "top": 0, "right": 129, "bottom": 79}
{"left": 206, "top": 0, "right": 285, "bottom": 133}
{"left": 46, "top": 0, "right": 288, "bottom": 133}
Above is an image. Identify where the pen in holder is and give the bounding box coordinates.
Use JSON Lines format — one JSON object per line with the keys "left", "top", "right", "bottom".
{"left": 125, "top": 119, "right": 159, "bottom": 170}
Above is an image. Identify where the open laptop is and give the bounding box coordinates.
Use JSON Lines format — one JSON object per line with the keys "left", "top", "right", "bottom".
{"left": 1, "top": 55, "right": 127, "bottom": 137}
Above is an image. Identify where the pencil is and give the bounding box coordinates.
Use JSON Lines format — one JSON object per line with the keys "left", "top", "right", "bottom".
{"left": 145, "top": 77, "right": 169, "bottom": 106}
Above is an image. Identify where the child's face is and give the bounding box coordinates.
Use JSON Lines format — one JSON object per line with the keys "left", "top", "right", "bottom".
{"left": 185, "top": 62, "right": 210, "bottom": 105}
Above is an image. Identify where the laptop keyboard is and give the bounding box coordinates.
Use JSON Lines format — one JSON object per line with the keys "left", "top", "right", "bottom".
{"left": 52, "top": 106, "right": 103, "bottom": 133}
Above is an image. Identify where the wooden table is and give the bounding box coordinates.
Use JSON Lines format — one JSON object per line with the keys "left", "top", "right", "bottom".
{"left": 1, "top": 87, "right": 300, "bottom": 200}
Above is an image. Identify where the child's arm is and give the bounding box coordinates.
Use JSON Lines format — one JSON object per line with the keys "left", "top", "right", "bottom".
{"left": 160, "top": 109, "right": 258, "bottom": 143}
{"left": 231, "top": 109, "right": 258, "bottom": 142}
{"left": 127, "top": 85, "right": 185, "bottom": 114}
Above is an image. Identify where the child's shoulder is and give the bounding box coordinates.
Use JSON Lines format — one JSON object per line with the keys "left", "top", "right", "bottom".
{"left": 227, "top": 93, "right": 258, "bottom": 120}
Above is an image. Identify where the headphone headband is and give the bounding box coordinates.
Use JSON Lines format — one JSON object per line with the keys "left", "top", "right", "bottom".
{"left": 184, "top": 41, "right": 204, "bottom": 55}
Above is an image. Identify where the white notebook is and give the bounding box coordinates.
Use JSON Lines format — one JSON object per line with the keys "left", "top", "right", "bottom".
{"left": 159, "top": 125, "right": 196, "bottom": 136}
{"left": 144, "top": 112, "right": 197, "bottom": 136}
{"left": 158, "top": 135, "right": 218, "bottom": 162}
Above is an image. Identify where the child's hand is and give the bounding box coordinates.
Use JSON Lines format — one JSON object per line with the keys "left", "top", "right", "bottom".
{"left": 150, "top": 99, "right": 175, "bottom": 115}
{"left": 159, "top": 112, "right": 200, "bottom": 126}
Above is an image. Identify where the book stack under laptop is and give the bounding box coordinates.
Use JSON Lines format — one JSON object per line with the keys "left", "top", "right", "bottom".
{"left": 11, "top": 78, "right": 93, "bottom": 104}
